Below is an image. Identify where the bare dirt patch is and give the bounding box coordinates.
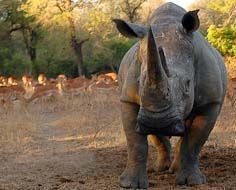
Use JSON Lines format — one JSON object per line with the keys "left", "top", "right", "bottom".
{"left": 0, "top": 90, "right": 235, "bottom": 190}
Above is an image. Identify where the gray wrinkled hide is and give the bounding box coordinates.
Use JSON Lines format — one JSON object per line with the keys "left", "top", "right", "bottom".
{"left": 115, "top": 2, "right": 227, "bottom": 189}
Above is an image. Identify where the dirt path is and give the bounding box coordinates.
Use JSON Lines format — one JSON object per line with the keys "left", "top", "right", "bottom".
{"left": 0, "top": 119, "right": 96, "bottom": 190}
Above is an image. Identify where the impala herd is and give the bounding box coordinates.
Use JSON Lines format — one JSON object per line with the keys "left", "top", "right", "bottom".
{"left": 0, "top": 72, "right": 235, "bottom": 109}
{"left": 0, "top": 73, "right": 118, "bottom": 108}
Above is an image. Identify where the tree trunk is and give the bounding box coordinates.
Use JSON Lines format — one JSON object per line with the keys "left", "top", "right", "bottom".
{"left": 68, "top": 13, "right": 88, "bottom": 76}
{"left": 57, "top": 0, "right": 89, "bottom": 77}
{"left": 109, "top": 63, "right": 116, "bottom": 72}
{"left": 71, "top": 37, "right": 89, "bottom": 76}
{"left": 22, "top": 28, "right": 38, "bottom": 75}
{"left": 77, "top": 44, "right": 83, "bottom": 77}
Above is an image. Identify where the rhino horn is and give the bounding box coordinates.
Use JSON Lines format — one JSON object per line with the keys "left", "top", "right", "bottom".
{"left": 147, "top": 27, "right": 168, "bottom": 84}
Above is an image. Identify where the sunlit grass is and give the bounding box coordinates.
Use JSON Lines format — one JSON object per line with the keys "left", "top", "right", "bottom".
{"left": 0, "top": 108, "right": 39, "bottom": 154}
{"left": 0, "top": 88, "right": 235, "bottom": 155}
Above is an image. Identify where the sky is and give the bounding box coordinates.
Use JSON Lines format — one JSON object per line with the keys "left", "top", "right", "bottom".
{"left": 165, "top": 0, "right": 196, "bottom": 8}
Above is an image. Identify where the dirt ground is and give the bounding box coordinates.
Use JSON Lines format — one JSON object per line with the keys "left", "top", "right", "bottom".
{"left": 0, "top": 90, "right": 236, "bottom": 190}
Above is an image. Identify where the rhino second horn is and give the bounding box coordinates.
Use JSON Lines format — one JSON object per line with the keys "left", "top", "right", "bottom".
{"left": 158, "top": 46, "right": 170, "bottom": 77}
{"left": 147, "top": 27, "right": 168, "bottom": 84}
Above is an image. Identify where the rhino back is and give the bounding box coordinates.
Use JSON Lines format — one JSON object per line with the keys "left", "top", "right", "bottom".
{"left": 193, "top": 32, "right": 227, "bottom": 108}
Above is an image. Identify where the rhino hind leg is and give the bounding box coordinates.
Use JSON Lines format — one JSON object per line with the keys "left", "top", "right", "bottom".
{"left": 169, "top": 138, "right": 182, "bottom": 173}
{"left": 176, "top": 103, "right": 221, "bottom": 185}
{"left": 120, "top": 102, "right": 148, "bottom": 189}
{"left": 148, "top": 135, "right": 171, "bottom": 172}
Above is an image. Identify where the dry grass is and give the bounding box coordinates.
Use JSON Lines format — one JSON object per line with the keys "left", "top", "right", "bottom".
{"left": 209, "top": 100, "right": 236, "bottom": 148}
{"left": 0, "top": 89, "right": 124, "bottom": 155}
{"left": 225, "top": 56, "right": 236, "bottom": 78}
{"left": 0, "top": 105, "right": 39, "bottom": 155}
{"left": 0, "top": 89, "right": 235, "bottom": 189}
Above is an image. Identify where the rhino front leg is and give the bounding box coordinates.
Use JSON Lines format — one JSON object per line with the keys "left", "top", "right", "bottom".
{"left": 176, "top": 103, "right": 221, "bottom": 185}
{"left": 120, "top": 102, "right": 148, "bottom": 189}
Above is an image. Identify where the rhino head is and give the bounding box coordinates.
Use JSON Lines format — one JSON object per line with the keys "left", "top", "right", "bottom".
{"left": 113, "top": 10, "right": 200, "bottom": 136}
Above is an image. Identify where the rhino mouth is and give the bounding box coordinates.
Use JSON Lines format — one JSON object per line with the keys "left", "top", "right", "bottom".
{"left": 136, "top": 107, "right": 185, "bottom": 136}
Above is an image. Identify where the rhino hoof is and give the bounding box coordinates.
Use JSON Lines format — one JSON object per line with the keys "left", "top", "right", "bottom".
{"left": 176, "top": 167, "right": 206, "bottom": 186}
{"left": 168, "top": 165, "right": 177, "bottom": 174}
{"left": 156, "top": 158, "right": 171, "bottom": 172}
{"left": 119, "top": 167, "right": 148, "bottom": 189}
{"left": 168, "top": 159, "right": 180, "bottom": 174}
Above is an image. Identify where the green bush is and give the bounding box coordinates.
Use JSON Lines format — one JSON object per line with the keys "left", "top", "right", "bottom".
{"left": 34, "top": 59, "right": 77, "bottom": 78}
{"left": 84, "top": 38, "right": 136, "bottom": 74}
{"left": 1, "top": 52, "right": 32, "bottom": 78}
{"left": 207, "top": 25, "right": 236, "bottom": 56}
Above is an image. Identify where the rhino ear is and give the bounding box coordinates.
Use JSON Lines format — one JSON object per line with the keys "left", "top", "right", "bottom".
{"left": 113, "top": 19, "right": 147, "bottom": 38}
{"left": 182, "top": 10, "right": 200, "bottom": 33}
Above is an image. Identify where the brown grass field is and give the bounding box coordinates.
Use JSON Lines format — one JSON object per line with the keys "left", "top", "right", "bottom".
{"left": 0, "top": 89, "right": 235, "bottom": 190}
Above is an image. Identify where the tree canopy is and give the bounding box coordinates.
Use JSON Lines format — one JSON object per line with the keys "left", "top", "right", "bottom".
{"left": 189, "top": 0, "right": 236, "bottom": 56}
{"left": 0, "top": 0, "right": 235, "bottom": 78}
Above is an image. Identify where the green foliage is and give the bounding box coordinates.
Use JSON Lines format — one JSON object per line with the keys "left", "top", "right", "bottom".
{"left": 84, "top": 38, "right": 135, "bottom": 73}
{"left": 34, "top": 59, "right": 77, "bottom": 78}
{"left": 109, "top": 39, "right": 136, "bottom": 65}
{"left": 1, "top": 51, "right": 32, "bottom": 77}
{"left": 191, "top": 0, "right": 236, "bottom": 57}
{"left": 0, "top": 0, "right": 234, "bottom": 78}
{"left": 207, "top": 25, "right": 236, "bottom": 56}
{"left": 188, "top": 0, "right": 236, "bottom": 38}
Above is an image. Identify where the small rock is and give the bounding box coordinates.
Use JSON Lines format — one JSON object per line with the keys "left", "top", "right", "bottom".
{"left": 149, "top": 180, "right": 158, "bottom": 187}
{"left": 79, "top": 180, "right": 85, "bottom": 184}
{"left": 58, "top": 177, "right": 73, "bottom": 183}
